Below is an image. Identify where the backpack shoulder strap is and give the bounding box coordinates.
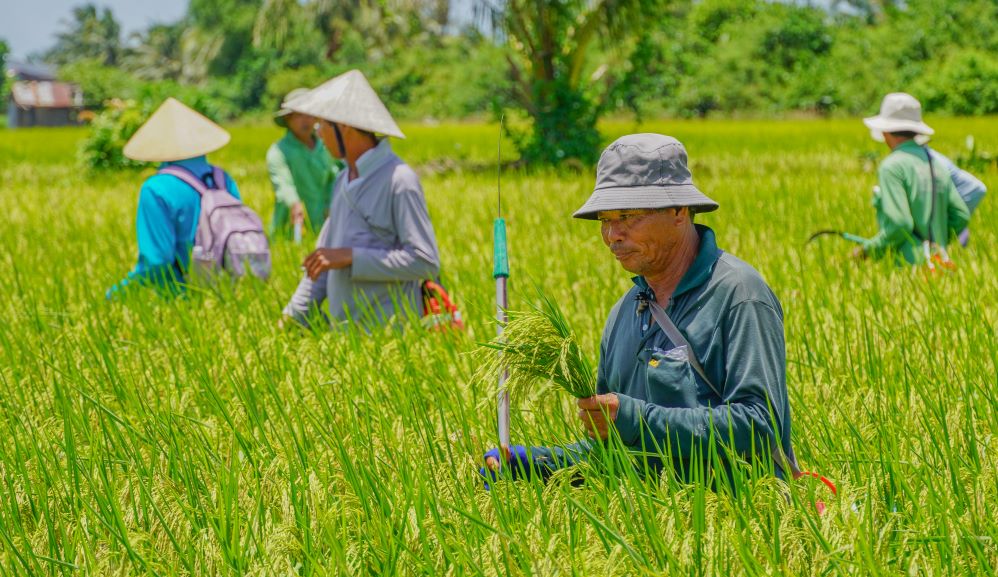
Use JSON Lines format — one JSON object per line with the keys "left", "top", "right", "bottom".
{"left": 211, "top": 166, "right": 228, "bottom": 193}
{"left": 158, "top": 165, "right": 210, "bottom": 197}
{"left": 647, "top": 299, "right": 803, "bottom": 478}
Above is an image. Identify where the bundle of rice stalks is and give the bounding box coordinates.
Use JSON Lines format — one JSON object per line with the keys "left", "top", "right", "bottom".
{"left": 480, "top": 294, "right": 597, "bottom": 399}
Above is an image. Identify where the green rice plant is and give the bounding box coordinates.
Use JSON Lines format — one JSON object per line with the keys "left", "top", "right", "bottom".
{"left": 479, "top": 293, "right": 597, "bottom": 399}
{"left": 0, "top": 118, "right": 996, "bottom": 575}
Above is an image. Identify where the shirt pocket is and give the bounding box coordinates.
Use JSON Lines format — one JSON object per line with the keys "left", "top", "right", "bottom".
{"left": 644, "top": 346, "right": 699, "bottom": 409}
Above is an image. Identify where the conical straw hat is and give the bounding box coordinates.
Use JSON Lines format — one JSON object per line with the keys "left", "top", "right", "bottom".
{"left": 287, "top": 69, "right": 405, "bottom": 138}
{"left": 123, "top": 97, "right": 231, "bottom": 162}
{"left": 274, "top": 87, "right": 311, "bottom": 127}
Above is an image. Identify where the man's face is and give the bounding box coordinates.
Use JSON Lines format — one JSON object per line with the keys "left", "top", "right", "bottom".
{"left": 599, "top": 208, "right": 689, "bottom": 275}
{"left": 286, "top": 113, "right": 316, "bottom": 141}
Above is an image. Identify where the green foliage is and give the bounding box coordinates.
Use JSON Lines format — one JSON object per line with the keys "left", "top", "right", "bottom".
{"left": 515, "top": 78, "right": 602, "bottom": 165}
{"left": 45, "top": 3, "right": 122, "bottom": 66}
{"left": 31, "top": 0, "right": 998, "bottom": 152}
{"left": 0, "top": 38, "right": 8, "bottom": 97}
{"left": 77, "top": 100, "right": 150, "bottom": 171}
{"left": 124, "top": 23, "right": 185, "bottom": 82}
{"left": 916, "top": 49, "right": 998, "bottom": 115}
{"left": 663, "top": 1, "right": 840, "bottom": 116}
{"left": 59, "top": 58, "right": 139, "bottom": 108}
{"left": 368, "top": 37, "right": 508, "bottom": 121}
{"left": 487, "top": 0, "right": 667, "bottom": 164}
{"left": 263, "top": 65, "right": 331, "bottom": 114}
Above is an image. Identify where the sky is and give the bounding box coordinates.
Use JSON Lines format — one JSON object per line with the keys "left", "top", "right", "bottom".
{"left": 1, "top": 0, "right": 190, "bottom": 60}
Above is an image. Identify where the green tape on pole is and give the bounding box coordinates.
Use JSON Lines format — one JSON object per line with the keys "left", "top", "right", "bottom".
{"left": 842, "top": 232, "right": 866, "bottom": 244}
{"left": 493, "top": 218, "right": 509, "bottom": 278}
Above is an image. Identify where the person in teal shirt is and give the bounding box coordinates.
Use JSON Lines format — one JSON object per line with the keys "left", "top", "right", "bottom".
{"left": 857, "top": 93, "right": 970, "bottom": 264}
{"left": 483, "top": 134, "right": 798, "bottom": 485}
{"left": 268, "top": 88, "right": 341, "bottom": 238}
{"left": 107, "top": 98, "right": 239, "bottom": 297}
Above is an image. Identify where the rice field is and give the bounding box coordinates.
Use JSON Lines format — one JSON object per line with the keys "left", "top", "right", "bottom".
{"left": 1, "top": 117, "right": 996, "bottom": 575}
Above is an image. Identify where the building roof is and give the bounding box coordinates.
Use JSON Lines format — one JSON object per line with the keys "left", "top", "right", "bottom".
{"left": 5, "top": 61, "right": 57, "bottom": 82}
{"left": 10, "top": 81, "right": 82, "bottom": 109}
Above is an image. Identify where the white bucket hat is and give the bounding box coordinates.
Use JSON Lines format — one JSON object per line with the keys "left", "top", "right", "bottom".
{"left": 123, "top": 97, "right": 230, "bottom": 162}
{"left": 274, "top": 87, "right": 312, "bottom": 127}
{"left": 287, "top": 69, "right": 405, "bottom": 139}
{"left": 863, "top": 92, "right": 934, "bottom": 144}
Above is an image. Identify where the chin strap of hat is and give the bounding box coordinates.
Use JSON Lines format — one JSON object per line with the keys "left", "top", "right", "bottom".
{"left": 332, "top": 122, "right": 347, "bottom": 158}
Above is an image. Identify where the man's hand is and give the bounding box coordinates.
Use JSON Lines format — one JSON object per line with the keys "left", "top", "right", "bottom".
{"left": 291, "top": 202, "right": 305, "bottom": 226}
{"left": 851, "top": 246, "right": 866, "bottom": 260}
{"left": 303, "top": 248, "right": 352, "bottom": 280}
{"left": 480, "top": 445, "right": 535, "bottom": 487}
{"left": 577, "top": 394, "right": 620, "bottom": 440}
{"left": 484, "top": 445, "right": 511, "bottom": 472}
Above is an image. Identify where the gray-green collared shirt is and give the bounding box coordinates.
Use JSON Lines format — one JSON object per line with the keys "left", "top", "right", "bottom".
{"left": 536, "top": 225, "right": 793, "bottom": 480}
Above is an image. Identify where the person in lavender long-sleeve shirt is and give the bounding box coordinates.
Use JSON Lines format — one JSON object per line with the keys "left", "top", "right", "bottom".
{"left": 281, "top": 70, "right": 440, "bottom": 328}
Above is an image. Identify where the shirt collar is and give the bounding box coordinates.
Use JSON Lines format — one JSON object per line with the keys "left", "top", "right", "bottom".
{"left": 355, "top": 138, "right": 395, "bottom": 178}
{"left": 895, "top": 140, "right": 924, "bottom": 154}
{"left": 632, "top": 224, "right": 722, "bottom": 299}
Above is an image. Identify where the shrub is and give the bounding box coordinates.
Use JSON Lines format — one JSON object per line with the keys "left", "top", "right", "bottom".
{"left": 916, "top": 49, "right": 998, "bottom": 115}
{"left": 78, "top": 99, "right": 150, "bottom": 171}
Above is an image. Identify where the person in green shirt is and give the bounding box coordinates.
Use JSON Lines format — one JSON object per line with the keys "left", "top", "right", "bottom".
{"left": 483, "top": 134, "right": 799, "bottom": 485}
{"left": 268, "top": 88, "right": 342, "bottom": 239}
{"left": 856, "top": 93, "right": 970, "bottom": 265}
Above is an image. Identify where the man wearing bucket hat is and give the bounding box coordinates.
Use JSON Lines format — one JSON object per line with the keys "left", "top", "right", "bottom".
{"left": 267, "top": 88, "right": 341, "bottom": 239}
{"left": 484, "top": 134, "right": 800, "bottom": 484}
{"left": 857, "top": 93, "right": 970, "bottom": 264}
{"left": 281, "top": 70, "right": 440, "bottom": 328}
{"left": 107, "top": 98, "right": 242, "bottom": 297}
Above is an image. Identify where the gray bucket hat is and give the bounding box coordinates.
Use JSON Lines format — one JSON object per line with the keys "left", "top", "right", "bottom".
{"left": 573, "top": 134, "right": 718, "bottom": 220}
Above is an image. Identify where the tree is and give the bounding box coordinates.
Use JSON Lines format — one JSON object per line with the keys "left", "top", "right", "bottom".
{"left": 0, "top": 38, "right": 9, "bottom": 98}
{"left": 477, "top": 0, "right": 667, "bottom": 165}
{"left": 307, "top": 0, "right": 449, "bottom": 61}
{"left": 186, "top": 0, "right": 262, "bottom": 77}
{"left": 46, "top": 4, "right": 122, "bottom": 66}
{"left": 125, "top": 24, "right": 185, "bottom": 82}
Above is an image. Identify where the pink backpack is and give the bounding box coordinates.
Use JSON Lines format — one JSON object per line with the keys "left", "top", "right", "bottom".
{"left": 158, "top": 165, "right": 271, "bottom": 281}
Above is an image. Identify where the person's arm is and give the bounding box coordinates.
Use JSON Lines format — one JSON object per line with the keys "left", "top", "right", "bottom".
{"left": 267, "top": 146, "right": 300, "bottom": 207}
{"left": 613, "top": 300, "right": 786, "bottom": 463}
{"left": 483, "top": 317, "right": 613, "bottom": 477}
{"left": 862, "top": 162, "right": 914, "bottom": 259}
{"left": 350, "top": 172, "right": 440, "bottom": 282}
{"left": 946, "top": 180, "right": 970, "bottom": 239}
{"left": 933, "top": 151, "right": 987, "bottom": 213}
{"left": 283, "top": 219, "right": 331, "bottom": 325}
{"left": 283, "top": 271, "right": 329, "bottom": 327}
{"left": 488, "top": 441, "right": 594, "bottom": 480}
{"left": 107, "top": 184, "right": 180, "bottom": 296}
